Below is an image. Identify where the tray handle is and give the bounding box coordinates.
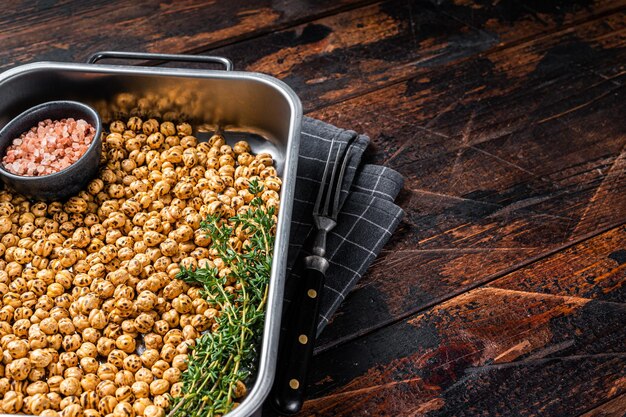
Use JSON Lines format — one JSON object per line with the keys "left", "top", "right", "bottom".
{"left": 86, "top": 51, "right": 233, "bottom": 71}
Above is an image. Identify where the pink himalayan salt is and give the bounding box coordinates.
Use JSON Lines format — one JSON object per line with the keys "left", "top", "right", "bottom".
{"left": 2, "top": 118, "right": 95, "bottom": 176}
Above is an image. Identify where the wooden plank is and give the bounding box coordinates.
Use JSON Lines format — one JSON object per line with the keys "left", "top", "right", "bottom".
{"left": 5, "top": 0, "right": 622, "bottom": 109}
{"left": 286, "top": 227, "right": 626, "bottom": 416}
{"left": 209, "top": 0, "right": 476, "bottom": 110}
{"left": 0, "top": 0, "right": 369, "bottom": 70}
{"left": 301, "top": 357, "right": 625, "bottom": 416}
{"left": 422, "top": 355, "right": 626, "bottom": 417}
{"left": 579, "top": 394, "right": 626, "bottom": 417}
{"left": 490, "top": 226, "right": 626, "bottom": 302}
{"left": 301, "top": 292, "right": 626, "bottom": 416}
{"left": 436, "top": 0, "right": 625, "bottom": 46}
{"left": 27, "top": 0, "right": 615, "bottom": 112}
{"left": 309, "top": 11, "right": 626, "bottom": 351}
{"left": 206, "top": 0, "right": 626, "bottom": 111}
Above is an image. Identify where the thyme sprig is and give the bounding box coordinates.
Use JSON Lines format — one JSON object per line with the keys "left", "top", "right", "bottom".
{"left": 168, "top": 180, "right": 276, "bottom": 417}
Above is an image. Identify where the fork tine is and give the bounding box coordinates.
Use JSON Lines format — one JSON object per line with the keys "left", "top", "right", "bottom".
{"left": 330, "top": 136, "right": 357, "bottom": 219}
{"left": 313, "top": 137, "right": 338, "bottom": 216}
{"left": 321, "top": 141, "right": 345, "bottom": 216}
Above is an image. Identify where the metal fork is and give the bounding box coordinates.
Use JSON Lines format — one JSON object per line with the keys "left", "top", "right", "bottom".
{"left": 311, "top": 136, "right": 356, "bottom": 258}
{"left": 271, "top": 135, "right": 357, "bottom": 415}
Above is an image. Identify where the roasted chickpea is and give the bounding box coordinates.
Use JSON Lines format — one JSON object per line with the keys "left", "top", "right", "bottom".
{"left": 162, "top": 367, "right": 181, "bottom": 384}
{"left": 98, "top": 362, "right": 119, "bottom": 381}
{"left": 115, "top": 370, "right": 134, "bottom": 387}
{"left": 81, "top": 328, "right": 101, "bottom": 344}
{"left": 60, "top": 377, "right": 82, "bottom": 396}
{"left": 27, "top": 393, "right": 50, "bottom": 414}
{"left": 139, "top": 349, "right": 159, "bottom": 369}
{"left": 62, "top": 403, "right": 84, "bottom": 417}
{"left": 80, "top": 391, "right": 98, "bottom": 410}
{"left": 96, "top": 337, "right": 115, "bottom": 356}
{"left": 98, "top": 395, "right": 118, "bottom": 415}
{"left": 115, "top": 386, "right": 134, "bottom": 404}
{"left": 135, "top": 291, "right": 157, "bottom": 312}
{"left": 172, "top": 354, "right": 188, "bottom": 371}
{"left": 134, "top": 368, "right": 153, "bottom": 384}
{"left": 80, "top": 358, "right": 100, "bottom": 375}
{"left": 114, "top": 402, "right": 134, "bottom": 417}
{"left": 114, "top": 335, "right": 135, "bottom": 354}
{"left": 7, "top": 357, "right": 31, "bottom": 380}
{"left": 143, "top": 334, "right": 162, "bottom": 351}
{"left": 30, "top": 348, "right": 53, "bottom": 368}
{"left": 148, "top": 379, "right": 169, "bottom": 396}
{"left": 143, "top": 405, "right": 165, "bottom": 417}
{"left": 179, "top": 135, "right": 197, "bottom": 148}
{"left": 130, "top": 380, "right": 149, "bottom": 399}
{"left": 134, "top": 313, "right": 154, "bottom": 333}
{"left": 132, "top": 398, "right": 151, "bottom": 417}
{"left": 153, "top": 395, "right": 170, "bottom": 409}
{"left": 7, "top": 338, "right": 29, "bottom": 358}
{"left": 62, "top": 334, "right": 82, "bottom": 352}
{"left": 127, "top": 117, "right": 143, "bottom": 132}
{"left": 170, "top": 382, "right": 183, "bottom": 398}
{"left": 3, "top": 390, "right": 24, "bottom": 413}
{"left": 80, "top": 373, "right": 100, "bottom": 392}
{"left": 107, "top": 349, "right": 127, "bottom": 368}
{"left": 159, "top": 343, "right": 177, "bottom": 363}
{"left": 163, "top": 329, "right": 184, "bottom": 346}
{"left": 96, "top": 381, "right": 117, "bottom": 399}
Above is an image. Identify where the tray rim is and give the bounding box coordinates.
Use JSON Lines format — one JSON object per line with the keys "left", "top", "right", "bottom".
{"left": 0, "top": 60, "right": 303, "bottom": 417}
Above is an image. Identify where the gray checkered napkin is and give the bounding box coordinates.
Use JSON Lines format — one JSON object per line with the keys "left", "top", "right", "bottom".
{"left": 283, "top": 117, "right": 404, "bottom": 335}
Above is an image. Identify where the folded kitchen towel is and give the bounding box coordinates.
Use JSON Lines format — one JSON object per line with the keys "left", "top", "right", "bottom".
{"left": 283, "top": 117, "right": 405, "bottom": 335}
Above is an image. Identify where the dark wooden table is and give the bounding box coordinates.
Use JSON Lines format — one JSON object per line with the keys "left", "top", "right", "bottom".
{"left": 3, "top": 1, "right": 625, "bottom": 415}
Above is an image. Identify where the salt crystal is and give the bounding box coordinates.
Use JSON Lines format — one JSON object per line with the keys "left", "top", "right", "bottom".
{"left": 1, "top": 118, "right": 95, "bottom": 176}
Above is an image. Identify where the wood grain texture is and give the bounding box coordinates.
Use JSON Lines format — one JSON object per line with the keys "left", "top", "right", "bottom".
{"left": 207, "top": 0, "right": 626, "bottom": 111}
{"left": 0, "top": 0, "right": 369, "bottom": 70}
{"left": 310, "top": 9, "right": 626, "bottom": 351}
{"left": 292, "top": 226, "right": 626, "bottom": 416}
{"left": 490, "top": 227, "right": 626, "bottom": 302}
{"left": 580, "top": 394, "right": 626, "bottom": 417}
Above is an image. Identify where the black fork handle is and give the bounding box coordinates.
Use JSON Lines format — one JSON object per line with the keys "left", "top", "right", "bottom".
{"left": 270, "top": 255, "right": 329, "bottom": 415}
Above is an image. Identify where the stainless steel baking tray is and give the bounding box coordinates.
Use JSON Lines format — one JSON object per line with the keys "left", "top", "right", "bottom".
{"left": 0, "top": 51, "right": 302, "bottom": 417}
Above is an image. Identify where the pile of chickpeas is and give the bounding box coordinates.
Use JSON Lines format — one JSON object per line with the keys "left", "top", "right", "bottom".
{"left": 0, "top": 117, "right": 281, "bottom": 417}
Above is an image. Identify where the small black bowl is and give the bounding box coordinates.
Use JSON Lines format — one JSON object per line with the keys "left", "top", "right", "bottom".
{"left": 0, "top": 101, "right": 102, "bottom": 201}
